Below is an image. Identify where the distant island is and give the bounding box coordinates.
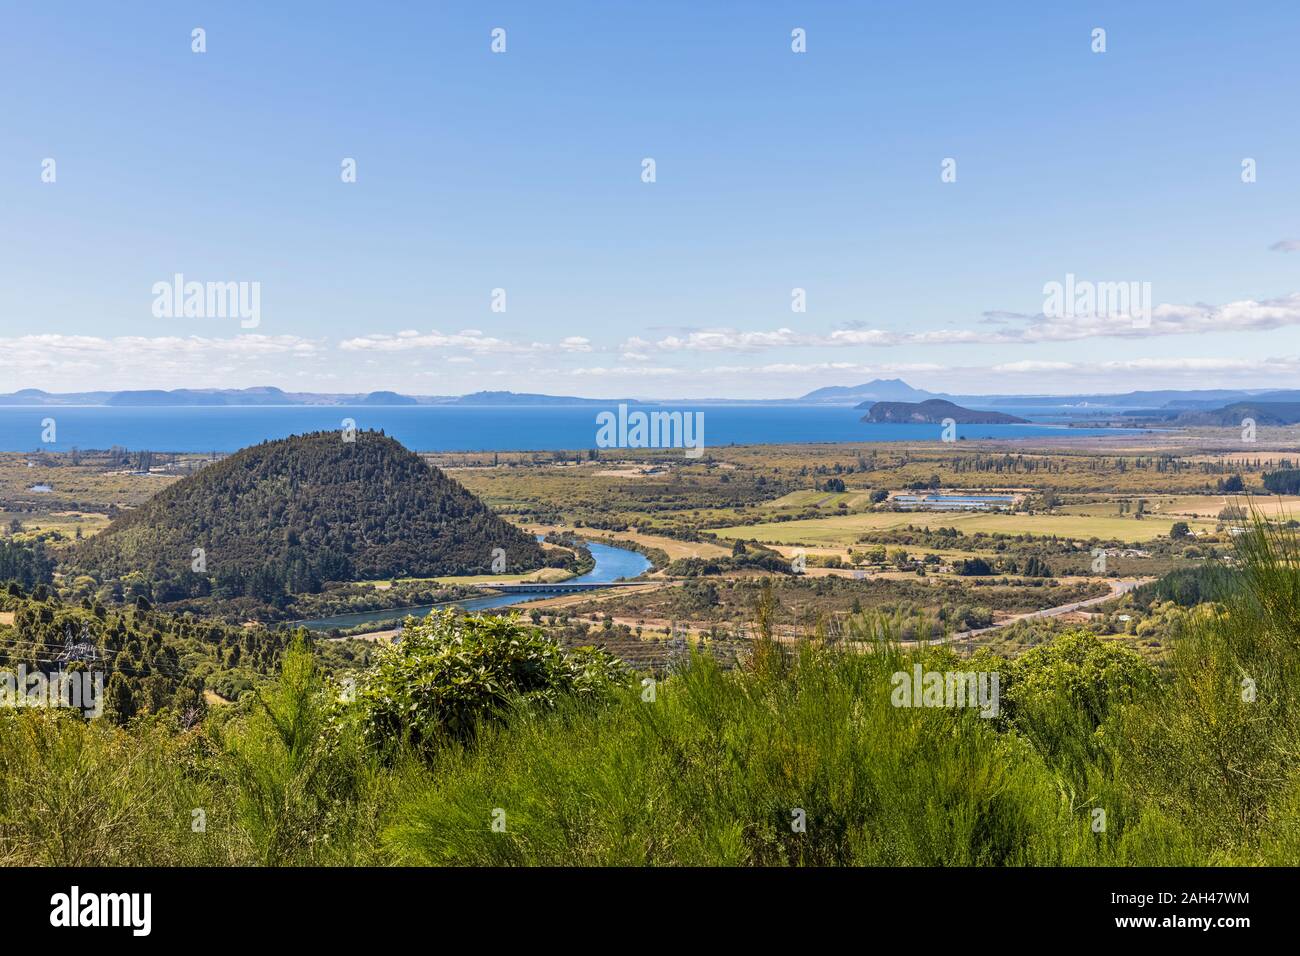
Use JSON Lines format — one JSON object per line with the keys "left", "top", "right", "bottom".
{"left": 859, "top": 399, "right": 1030, "bottom": 425}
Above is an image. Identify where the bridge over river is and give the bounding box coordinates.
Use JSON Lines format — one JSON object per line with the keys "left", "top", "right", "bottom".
{"left": 471, "top": 581, "right": 649, "bottom": 595}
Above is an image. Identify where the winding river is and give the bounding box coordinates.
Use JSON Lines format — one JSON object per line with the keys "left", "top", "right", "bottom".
{"left": 297, "top": 539, "right": 651, "bottom": 633}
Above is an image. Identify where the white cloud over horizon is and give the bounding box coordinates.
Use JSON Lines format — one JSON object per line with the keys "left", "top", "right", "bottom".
{"left": 5, "top": 285, "right": 1299, "bottom": 398}
{"left": 620, "top": 293, "right": 1300, "bottom": 354}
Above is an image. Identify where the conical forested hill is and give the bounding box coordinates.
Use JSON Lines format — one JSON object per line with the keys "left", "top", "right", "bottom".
{"left": 75, "top": 430, "right": 544, "bottom": 597}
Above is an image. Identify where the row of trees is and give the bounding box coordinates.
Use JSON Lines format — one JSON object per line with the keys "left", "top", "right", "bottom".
{"left": 1263, "top": 469, "right": 1300, "bottom": 494}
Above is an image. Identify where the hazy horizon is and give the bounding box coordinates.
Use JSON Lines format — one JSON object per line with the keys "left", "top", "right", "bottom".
{"left": 4, "top": 376, "right": 1297, "bottom": 405}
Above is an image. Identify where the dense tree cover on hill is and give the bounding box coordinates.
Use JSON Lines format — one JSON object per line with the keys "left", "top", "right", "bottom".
{"left": 71, "top": 431, "right": 545, "bottom": 602}
{"left": 0, "top": 538, "right": 54, "bottom": 588}
{"left": 1178, "top": 401, "right": 1300, "bottom": 426}
{"left": 1131, "top": 564, "right": 1238, "bottom": 609}
{"left": 0, "top": 583, "right": 365, "bottom": 713}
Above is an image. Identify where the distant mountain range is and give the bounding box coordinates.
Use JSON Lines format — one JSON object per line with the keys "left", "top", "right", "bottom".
{"left": 2, "top": 380, "right": 1298, "bottom": 411}
{"left": 0, "top": 387, "right": 646, "bottom": 407}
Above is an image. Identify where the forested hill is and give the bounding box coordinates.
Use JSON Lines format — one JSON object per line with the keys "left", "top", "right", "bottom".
{"left": 73, "top": 430, "right": 545, "bottom": 596}
{"left": 1176, "top": 402, "right": 1300, "bottom": 426}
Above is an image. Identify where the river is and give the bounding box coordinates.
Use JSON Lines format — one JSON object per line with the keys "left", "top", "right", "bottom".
{"left": 297, "top": 539, "right": 652, "bottom": 633}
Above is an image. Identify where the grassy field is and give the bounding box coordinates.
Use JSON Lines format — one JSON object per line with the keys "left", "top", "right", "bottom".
{"left": 442, "top": 435, "right": 1294, "bottom": 547}
{"left": 761, "top": 489, "right": 877, "bottom": 511}
{"left": 764, "top": 542, "right": 997, "bottom": 563}
{"left": 1057, "top": 493, "right": 1299, "bottom": 518}
{"left": 0, "top": 452, "right": 188, "bottom": 507}
{"left": 0, "top": 509, "right": 110, "bottom": 537}
{"left": 716, "top": 510, "right": 1216, "bottom": 546}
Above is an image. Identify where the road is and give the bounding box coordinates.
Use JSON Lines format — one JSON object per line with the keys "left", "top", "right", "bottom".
{"left": 947, "top": 577, "right": 1151, "bottom": 644}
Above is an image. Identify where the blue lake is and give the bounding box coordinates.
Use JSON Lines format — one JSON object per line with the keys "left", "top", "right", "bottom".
{"left": 0, "top": 404, "right": 1145, "bottom": 453}
{"left": 297, "top": 539, "right": 652, "bottom": 633}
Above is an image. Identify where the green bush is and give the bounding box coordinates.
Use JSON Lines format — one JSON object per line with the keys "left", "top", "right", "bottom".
{"left": 352, "top": 611, "right": 629, "bottom": 758}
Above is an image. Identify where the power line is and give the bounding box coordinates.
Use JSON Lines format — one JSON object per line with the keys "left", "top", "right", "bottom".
{"left": 0, "top": 640, "right": 215, "bottom": 680}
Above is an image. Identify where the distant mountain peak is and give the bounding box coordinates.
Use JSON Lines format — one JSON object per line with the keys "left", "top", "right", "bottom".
{"left": 798, "top": 378, "right": 939, "bottom": 405}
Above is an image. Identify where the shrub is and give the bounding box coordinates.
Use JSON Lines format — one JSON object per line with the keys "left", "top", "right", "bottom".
{"left": 353, "top": 611, "right": 628, "bottom": 758}
{"left": 956, "top": 557, "right": 994, "bottom": 576}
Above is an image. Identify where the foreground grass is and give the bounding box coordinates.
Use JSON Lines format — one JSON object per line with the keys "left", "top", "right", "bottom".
{"left": 387, "top": 649, "right": 1159, "bottom": 866}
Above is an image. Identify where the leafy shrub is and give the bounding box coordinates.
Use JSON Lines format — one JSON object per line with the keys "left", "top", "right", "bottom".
{"left": 353, "top": 611, "right": 628, "bottom": 758}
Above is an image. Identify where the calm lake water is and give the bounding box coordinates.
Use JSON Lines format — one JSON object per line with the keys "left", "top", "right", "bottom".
{"left": 0, "top": 404, "right": 1143, "bottom": 453}
{"left": 298, "top": 539, "right": 652, "bottom": 633}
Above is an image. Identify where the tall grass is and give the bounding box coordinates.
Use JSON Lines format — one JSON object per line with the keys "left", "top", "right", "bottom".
{"left": 0, "top": 711, "right": 225, "bottom": 865}
{"left": 1112, "top": 512, "right": 1300, "bottom": 859}
{"left": 211, "top": 636, "right": 384, "bottom": 865}
{"left": 384, "top": 636, "right": 1180, "bottom": 866}
{"left": 0, "top": 639, "right": 393, "bottom": 865}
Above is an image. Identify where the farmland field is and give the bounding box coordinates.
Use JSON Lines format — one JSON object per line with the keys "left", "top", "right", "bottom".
{"left": 716, "top": 510, "right": 1217, "bottom": 546}
{"left": 761, "top": 489, "right": 878, "bottom": 510}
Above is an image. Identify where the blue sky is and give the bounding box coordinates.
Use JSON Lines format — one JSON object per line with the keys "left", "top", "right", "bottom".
{"left": 2, "top": 1, "right": 1298, "bottom": 398}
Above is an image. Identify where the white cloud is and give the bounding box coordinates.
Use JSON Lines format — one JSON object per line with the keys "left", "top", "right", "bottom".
{"left": 620, "top": 293, "right": 1300, "bottom": 353}
{"left": 339, "top": 329, "right": 543, "bottom": 355}
{"left": 986, "top": 356, "right": 1300, "bottom": 375}
{"left": 702, "top": 361, "right": 945, "bottom": 376}
{"left": 339, "top": 329, "right": 596, "bottom": 356}
{"left": 991, "top": 361, "right": 1075, "bottom": 373}
{"left": 568, "top": 365, "right": 682, "bottom": 378}
{"left": 652, "top": 328, "right": 810, "bottom": 352}
{"left": 0, "top": 334, "right": 323, "bottom": 391}
{"left": 0, "top": 333, "right": 317, "bottom": 367}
